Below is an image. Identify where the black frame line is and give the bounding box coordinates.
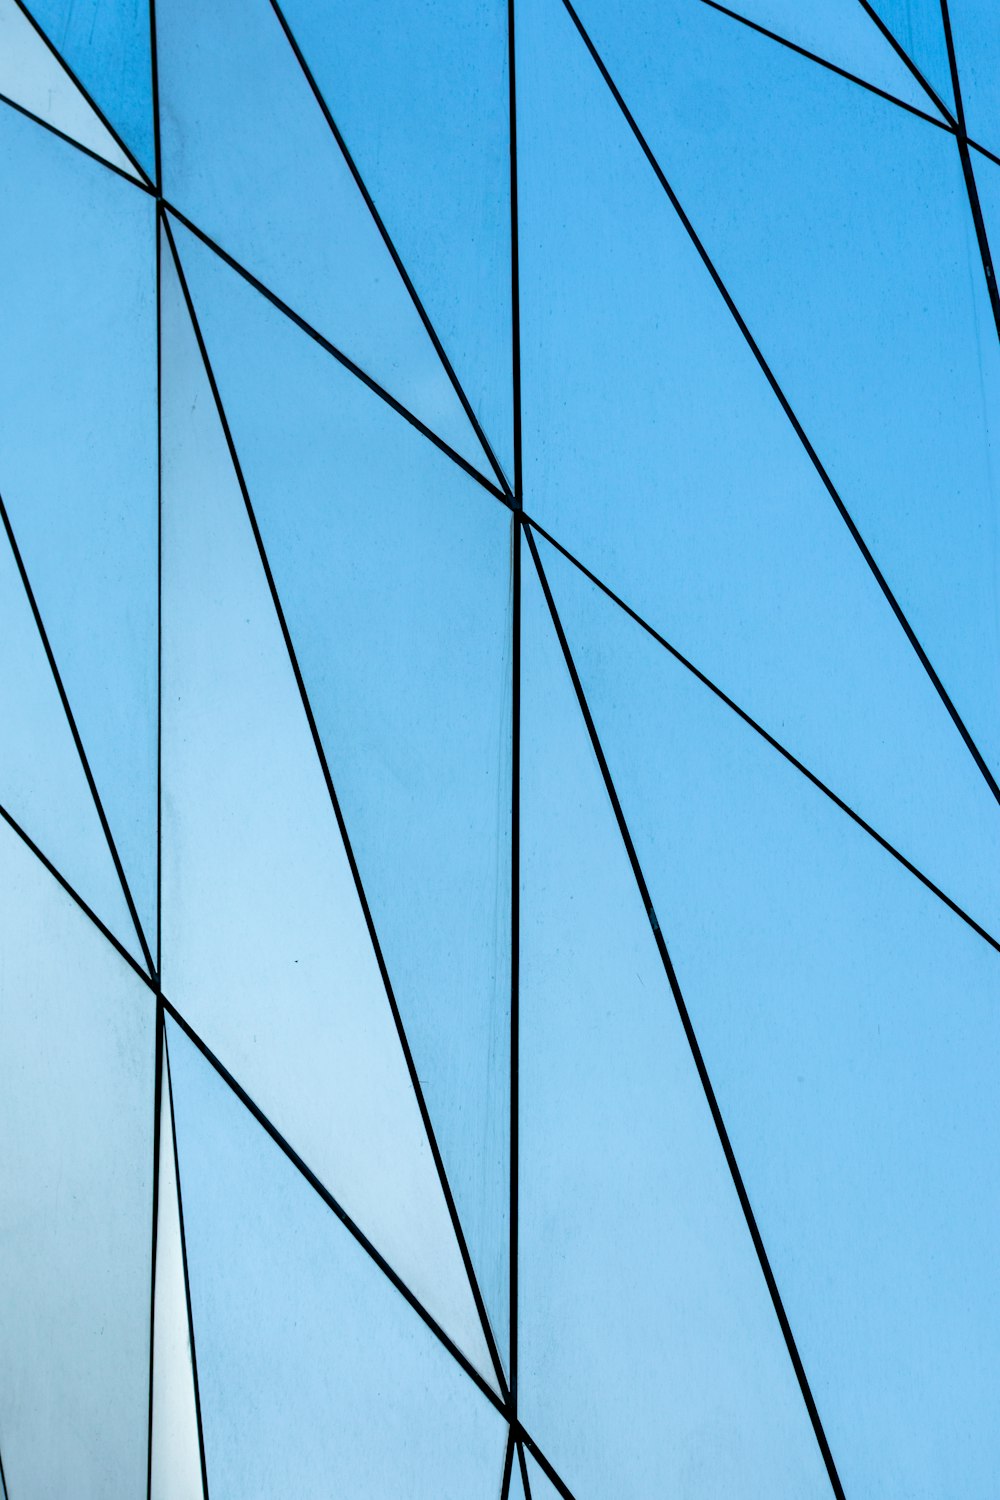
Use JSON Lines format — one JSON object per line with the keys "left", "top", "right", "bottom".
{"left": 163, "top": 1032, "right": 212, "bottom": 1500}
{"left": 856, "top": 0, "right": 956, "bottom": 121}
{"left": 509, "top": 514, "right": 523, "bottom": 1417}
{"left": 939, "top": 0, "right": 1000, "bottom": 343}
{"left": 527, "top": 520, "right": 1000, "bottom": 956}
{"left": 144, "top": 1003, "right": 165, "bottom": 1500}
{"left": 500, "top": 1427, "right": 516, "bottom": 1500}
{"left": 517, "top": 1428, "right": 577, "bottom": 1500}
{"left": 267, "top": 0, "right": 514, "bottom": 500}
{"left": 0, "top": 492, "right": 156, "bottom": 977}
{"left": 558, "top": 0, "right": 1000, "bottom": 815}
{"left": 516, "top": 1437, "right": 534, "bottom": 1499}
{"left": 163, "top": 206, "right": 509, "bottom": 509}
{"left": 0, "top": 1439, "right": 8, "bottom": 1500}
{"left": 523, "top": 523, "right": 846, "bottom": 1500}
{"left": 148, "top": 0, "right": 162, "bottom": 198}
{"left": 508, "top": 0, "right": 524, "bottom": 507}
{"left": 11, "top": 0, "right": 153, "bottom": 184}
{"left": 161, "top": 212, "right": 510, "bottom": 1400}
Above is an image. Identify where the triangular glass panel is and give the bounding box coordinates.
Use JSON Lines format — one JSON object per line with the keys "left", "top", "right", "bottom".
{"left": 870, "top": 0, "right": 956, "bottom": 115}
{"left": 539, "top": 532, "right": 1000, "bottom": 1499}
{"left": 517, "top": 0, "right": 1000, "bottom": 941}
{"left": 0, "top": 499, "right": 138, "bottom": 958}
{"left": 167, "top": 211, "right": 513, "bottom": 1371}
{"left": 0, "top": 0, "right": 142, "bottom": 177}
{"left": 155, "top": 0, "right": 495, "bottom": 475}
{"left": 158, "top": 222, "right": 497, "bottom": 1385}
{"left": 150, "top": 1035, "right": 205, "bottom": 1500}
{"left": 20, "top": 0, "right": 154, "bottom": 176}
{"left": 273, "top": 0, "right": 514, "bottom": 479}
{"left": 0, "top": 814, "right": 155, "bottom": 1500}
{"left": 712, "top": 0, "right": 942, "bottom": 113}
{"left": 0, "top": 101, "right": 157, "bottom": 959}
{"left": 562, "top": 0, "right": 1000, "bottom": 793}
{"left": 507, "top": 1447, "right": 528, "bottom": 1500}
{"left": 166, "top": 1017, "right": 509, "bottom": 1499}
{"left": 517, "top": 539, "right": 830, "bottom": 1499}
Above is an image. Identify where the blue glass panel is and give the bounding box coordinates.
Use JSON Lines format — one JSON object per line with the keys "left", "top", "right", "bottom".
{"left": 169, "top": 214, "right": 513, "bottom": 1368}
{"left": 0, "top": 103, "right": 157, "bottom": 957}
{"left": 0, "top": 815, "right": 154, "bottom": 1500}
{"left": 275, "top": 0, "right": 513, "bottom": 479}
{"left": 0, "top": 0, "right": 141, "bottom": 177}
{"left": 508, "top": 1450, "right": 527, "bottom": 1500}
{"left": 158, "top": 225, "right": 495, "bottom": 1381}
{"left": 571, "top": 0, "right": 1000, "bottom": 790}
{"left": 949, "top": 0, "right": 1000, "bottom": 150}
{"left": 715, "top": 0, "right": 937, "bottom": 111}
{"left": 23, "top": 0, "right": 154, "bottom": 175}
{"left": 541, "top": 535, "right": 1000, "bottom": 1499}
{"left": 156, "top": 0, "right": 493, "bottom": 475}
{"left": 872, "top": 0, "right": 956, "bottom": 114}
{"left": 517, "top": 542, "right": 829, "bottom": 1499}
{"left": 0, "top": 503, "right": 137, "bottom": 957}
{"left": 518, "top": 0, "right": 1000, "bottom": 942}
{"left": 166, "top": 1018, "right": 509, "bottom": 1499}
{"left": 150, "top": 1037, "right": 204, "bottom": 1500}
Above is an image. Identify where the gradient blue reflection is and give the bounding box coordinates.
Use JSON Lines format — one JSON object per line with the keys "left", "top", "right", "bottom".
{"left": 0, "top": 103, "right": 157, "bottom": 955}
{"left": 0, "top": 816, "right": 154, "bottom": 1500}
{"left": 517, "top": 0, "right": 1000, "bottom": 945}
{"left": 24, "top": 0, "right": 155, "bottom": 174}
{"left": 276, "top": 0, "right": 514, "bottom": 478}
{"left": 518, "top": 541, "right": 829, "bottom": 1499}
{"left": 167, "top": 1019, "right": 509, "bottom": 1500}
{"left": 156, "top": 0, "right": 491, "bottom": 473}
{"left": 170, "top": 214, "right": 513, "bottom": 1367}
{"left": 541, "top": 533, "right": 1000, "bottom": 1499}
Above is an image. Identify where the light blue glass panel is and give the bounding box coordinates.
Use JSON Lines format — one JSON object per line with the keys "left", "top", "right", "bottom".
{"left": 166, "top": 1018, "right": 509, "bottom": 1500}
{"left": 715, "top": 0, "right": 935, "bottom": 111}
{"left": 156, "top": 0, "right": 492, "bottom": 475}
{"left": 150, "top": 1038, "right": 204, "bottom": 1500}
{"left": 169, "top": 215, "right": 512, "bottom": 1367}
{"left": 518, "top": 0, "right": 1000, "bottom": 943}
{"left": 158, "top": 226, "right": 494, "bottom": 1382}
{"left": 541, "top": 535, "right": 1000, "bottom": 1500}
{"left": 0, "top": 0, "right": 140, "bottom": 177}
{"left": 570, "top": 0, "right": 1000, "bottom": 791}
{"left": 0, "top": 505, "right": 137, "bottom": 956}
{"left": 524, "top": 1452, "right": 562, "bottom": 1500}
{"left": 275, "top": 0, "right": 513, "bottom": 479}
{"left": 518, "top": 545, "right": 829, "bottom": 1500}
{"left": 0, "top": 814, "right": 154, "bottom": 1500}
{"left": 949, "top": 0, "right": 1000, "bottom": 149}
{"left": 0, "top": 104, "right": 157, "bottom": 957}
{"left": 872, "top": 0, "right": 956, "bottom": 114}
{"left": 508, "top": 1450, "right": 527, "bottom": 1500}
{"left": 23, "top": 0, "right": 154, "bottom": 174}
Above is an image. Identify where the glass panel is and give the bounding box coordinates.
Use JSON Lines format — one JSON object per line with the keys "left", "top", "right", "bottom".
{"left": 0, "top": 814, "right": 155, "bottom": 1500}
{"left": 150, "top": 1037, "right": 204, "bottom": 1500}
{"left": 872, "top": 0, "right": 956, "bottom": 113}
{"left": 518, "top": 0, "right": 1000, "bottom": 941}
{"left": 24, "top": 0, "right": 154, "bottom": 175}
{"left": 715, "top": 0, "right": 937, "bottom": 111}
{"left": 0, "top": 0, "right": 141, "bottom": 176}
{"left": 517, "top": 545, "right": 829, "bottom": 1499}
{"left": 169, "top": 214, "right": 513, "bottom": 1369}
{"left": 158, "top": 225, "right": 495, "bottom": 1383}
{"left": 949, "top": 0, "right": 1000, "bottom": 151}
{"left": 275, "top": 0, "right": 513, "bottom": 479}
{"left": 541, "top": 534, "right": 1000, "bottom": 1500}
{"left": 156, "top": 0, "right": 492, "bottom": 473}
{"left": 0, "top": 102, "right": 157, "bottom": 954}
{"left": 571, "top": 0, "right": 1000, "bottom": 789}
{"left": 508, "top": 1451, "right": 527, "bottom": 1500}
{"left": 167, "top": 1018, "right": 509, "bottom": 1500}
{"left": 0, "top": 496, "right": 137, "bottom": 956}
